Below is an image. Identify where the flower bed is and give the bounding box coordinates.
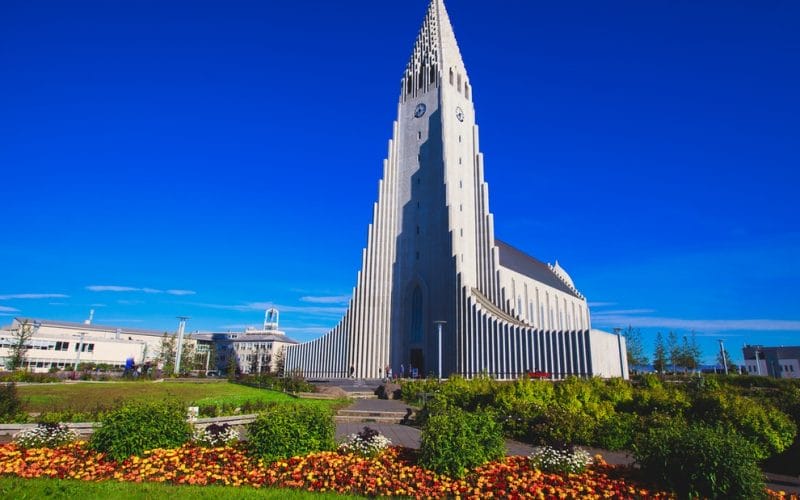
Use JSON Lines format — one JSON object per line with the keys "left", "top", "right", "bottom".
{"left": 0, "top": 442, "right": 793, "bottom": 498}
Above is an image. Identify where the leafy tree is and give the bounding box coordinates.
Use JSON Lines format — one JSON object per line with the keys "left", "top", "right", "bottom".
{"left": 7, "top": 320, "right": 35, "bottom": 371}
{"left": 653, "top": 332, "right": 667, "bottom": 374}
{"left": 157, "top": 332, "right": 176, "bottom": 374}
{"left": 623, "top": 325, "right": 648, "bottom": 367}
{"left": 274, "top": 346, "right": 286, "bottom": 376}
{"left": 178, "top": 335, "right": 195, "bottom": 374}
{"left": 667, "top": 331, "right": 680, "bottom": 373}
{"left": 678, "top": 332, "right": 701, "bottom": 372}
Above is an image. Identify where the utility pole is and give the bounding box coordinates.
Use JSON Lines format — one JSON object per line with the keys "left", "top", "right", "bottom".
{"left": 614, "top": 327, "right": 625, "bottom": 379}
{"left": 174, "top": 317, "right": 189, "bottom": 375}
{"left": 434, "top": 321, "right": 446, "bottom": 381}
{"left": 73, "top": 332, "right": 85, "bottom": 372}
{"left": 718, "top": 339, "right": 729, "bottom": 375}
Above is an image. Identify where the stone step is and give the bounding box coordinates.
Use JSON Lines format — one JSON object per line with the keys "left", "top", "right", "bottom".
{"left": 334, "top": 415, "right": 408, "bottom": 424}
{"left": 337, "top": 409, "right": 411, "bottom": 418}
{"left": 344, "top": 391, "right": 378, "bottom": 399}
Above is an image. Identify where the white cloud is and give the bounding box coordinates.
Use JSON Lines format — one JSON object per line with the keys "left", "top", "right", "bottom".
{"left": 595, "top": 309, "right": 656, "bottom": 315}
{"left": 588, "top": 301, "right": 617, "bottom": 308}
{"left": 300, "top": 295, "right": 350, "bottom": 304}
{"left": 195, "top": 301, "right": 346, "bottom": 316}
{"left": 0, "top": 293, "right": 69, "bottom": 300}
{"left": 86, "top": 285, "right": 196, "bottom": 296}
{"left": 0, "top": 305, "right": 19, "bottom": 313}
{"left": 591, "top": 313, "right": 800, "bottom": 332}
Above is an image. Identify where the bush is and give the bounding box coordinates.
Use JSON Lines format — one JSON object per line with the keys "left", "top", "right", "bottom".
{"left": 247, "top": 403, "right": 335, "bottom": 462}
{"left": 0, "top": 383, "right": 21, "bottom": 421}
{"left": 594, "top": 412, "right": 638, "bottom": 451}
{"left": 689, "top": 391, "right": 796, "bottom": 459}
{"left": 530, "top": 404, "right": 596, "bottom": 446}
{"left": 634, "top": 423, "right": 766, "bottom": 499}
{"left": 419, "top": 406, "right": 504, "bottom": 478}
{"left": 89, "top": 401, "right": 192, "bottom": 461}
{"left": 14, "top": 423, "right": 78, "bottom": 448}
{"left": 338, "top": 426, "right": 392, "bottom": 458}
{"left": 529, "top": 445, "right": 592, "bottom": 475}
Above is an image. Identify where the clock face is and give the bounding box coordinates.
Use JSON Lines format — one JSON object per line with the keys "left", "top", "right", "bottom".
{"left": 414, "top": 103, "right": 427, "bottom": 118}
{"left": 455, "top": 106, "right": 464, "bottom": 122}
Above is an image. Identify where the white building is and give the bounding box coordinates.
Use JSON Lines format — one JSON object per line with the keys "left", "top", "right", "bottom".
{"left": 743, "top": 345, "right": 800, "bottom": 379}
{"left": 0, "top": 317, "right": 201, "bottom": 373}
{"left": 285, "top": 0, "right": 628, "bottom": 380}
{"left": 206, "top": 309, "right": 299, "bottom": 374}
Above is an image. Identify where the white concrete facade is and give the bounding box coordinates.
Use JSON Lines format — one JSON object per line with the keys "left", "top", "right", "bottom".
{"left": 0, "top": 317, "right": 194, "bottom": 372}
{"left": 743, "top": 345, "right": 800, "bottom": 379}
{"left": 285, "top": 0, "right": 628, "bottom": 380}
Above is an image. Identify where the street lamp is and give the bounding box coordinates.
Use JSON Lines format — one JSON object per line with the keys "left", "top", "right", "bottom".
{"left": 73, "top": 332, "right": 86, "bottom": 372}
{"left": 434, "top": 321, "right": 446, "bottom": 381}
{"left": 718, "top": 339, "right": 728, "bottom": 375}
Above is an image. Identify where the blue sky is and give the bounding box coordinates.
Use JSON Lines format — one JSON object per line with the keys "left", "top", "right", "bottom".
{"left": 1, "top": 0, "right": 798, "bottom": 365}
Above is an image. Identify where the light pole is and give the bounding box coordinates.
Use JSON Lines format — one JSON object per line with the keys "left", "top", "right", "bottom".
{"left": 755, "top": 348, "right": 761, "bottom": 375}
{"left": 434, "top": 321, "right": 446, "bottom": 381}
{"left": 73, "top": 332, "right": 85, "bottom": 372}
{"left": 174, "top": 317, "right": 189, "bottom": 375}
{"left": 718, "top": 339, "right": 728, "bottom": 375}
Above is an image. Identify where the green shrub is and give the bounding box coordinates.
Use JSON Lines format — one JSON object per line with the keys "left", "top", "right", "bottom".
{"left": 247, "top": 403, "right": 335, "bottom": 462}
{"left": 419, "top": 406, "right": 504, "bottom": 478}
{"left": 530, "top": 404, "right": 596, "bottom": 446}
{"left": 594, "top": 412, "right": 638, "bottom": 451}
{"left": 0, "top": 383, "right": 21, "bottom": 421}
{"left": 689, "top": 391, "right": 796, "bottom": 459}
{"left": 89, "top": 401, "right": 192, "bottom": 461}
{"left": 633, "top": 423, "right": 766, "bottom": 499}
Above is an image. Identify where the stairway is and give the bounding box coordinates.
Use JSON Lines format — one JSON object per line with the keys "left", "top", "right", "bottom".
{"left": 334, "top": 398, "right": 417, "bottom": 424}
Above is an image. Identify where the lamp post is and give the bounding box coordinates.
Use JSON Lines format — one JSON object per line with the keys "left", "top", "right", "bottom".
{"left": 718, "top": 339, "right": 728, "bottom": 375}
{"left": 174, "top": 317, "right": 189, "bottom": 375}
{"left": 73, "top": 332, "right": 85, "bottom": 372}
{"left": 434, "top": 321, "right": 446, "bottom": 381}
{"left": 755, "top": 348, "right": 761, "bottom": 375}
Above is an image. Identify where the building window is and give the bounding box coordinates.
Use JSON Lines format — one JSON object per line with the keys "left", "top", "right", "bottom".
{"left": 55, "top": 341, "right": 69, "bottom": 351}
{"left": 418, "top": 131, "right": 422, "bottom": 140}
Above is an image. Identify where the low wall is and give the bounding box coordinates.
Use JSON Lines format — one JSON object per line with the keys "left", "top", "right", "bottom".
{"left": 0, "top": 414, "right": 260, "bottom": 440}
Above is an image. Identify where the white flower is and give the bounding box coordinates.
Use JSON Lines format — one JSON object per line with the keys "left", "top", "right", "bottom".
{"left": 338, "top": 427, "right": 392, "bottom": 457}
{"left": 14, "top": 423, "right": 78, "bottom": 448}
{"left": 192, "top": 423, "right": 240, "bottom": 447}
{"left": 529, "top": 446, "right": 593, "bottom": 474}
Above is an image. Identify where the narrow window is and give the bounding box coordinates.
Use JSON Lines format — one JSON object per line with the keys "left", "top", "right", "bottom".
{"left": 459, "top": 204, "right": 463, "bottom": 212}
{"left": 465, "top": 83, "right": 470, "bottom": 100}
{"left": 459, "top": 135, "right": 462, "bottom": 143}
{"left": 459, "top": 180, "right": 463, "bottom": 188}
{"left": 459, "top": 157, "right": 462, "bottom": 165}
{"left": 449, "top": 68, "right": 454, "bottom": 85}
{"left": 457, "top": 73, "right": 462, "bottom": 92}
{"left": 418, "top": 131, "right": 422, "bottom": 140}
{"left": 460, "top": 228, "right": 463, "bottom": 236}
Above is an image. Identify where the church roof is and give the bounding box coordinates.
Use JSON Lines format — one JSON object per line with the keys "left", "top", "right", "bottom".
{"left": 494, "top": 240, "right": 583, "bottom": 298}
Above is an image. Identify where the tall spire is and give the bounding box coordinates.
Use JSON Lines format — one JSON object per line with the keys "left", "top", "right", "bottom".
{"left": 401, "top": 0, "right": 468, "bottom": 101}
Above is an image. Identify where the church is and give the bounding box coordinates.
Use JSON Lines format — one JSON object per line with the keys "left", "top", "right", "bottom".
{"left": 285, "top": 0, "right": 627, "bottom": 380}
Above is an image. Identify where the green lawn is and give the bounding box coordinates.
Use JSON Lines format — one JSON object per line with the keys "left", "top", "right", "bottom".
{"left": 0, "top": 476, "right": 359, "bottom": 499}
{"left": 17, "top": 381, "right": 346, "bottom": 415}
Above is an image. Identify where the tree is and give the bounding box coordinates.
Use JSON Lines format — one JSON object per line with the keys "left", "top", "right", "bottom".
{"left": 653, "top": 331, "right": 667, "bottom": 374}
{"left": 680, "top": 332, "right": 701, "bottom": 373}
{"left": 157, "top": 332, "right": 176, "bottom": 374}
{"left": 178, "top": 335, "right": 195, "bottom": 375}
{"left": 6, "top": 320, "right": 35, "bottom": 370}
{"left": 623, "top": 325, "right": 648, "bottom": 367}
{"left": 666, "top": 331, "right": 680, "bottom": 373}
{"left": 274, "top": 346, "right": 286, "bottom": 377}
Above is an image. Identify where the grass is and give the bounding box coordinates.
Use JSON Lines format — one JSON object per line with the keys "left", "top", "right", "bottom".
{"left": 0, "top": 476, "right": 359, "bottom": 499}
{"left": 17, "top": 380, "right": 347, "bottom": 415}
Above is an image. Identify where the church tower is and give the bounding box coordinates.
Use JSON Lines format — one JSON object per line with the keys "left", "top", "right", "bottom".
{"left": 285, "top": 0, "right": 628, "bottom": 380}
